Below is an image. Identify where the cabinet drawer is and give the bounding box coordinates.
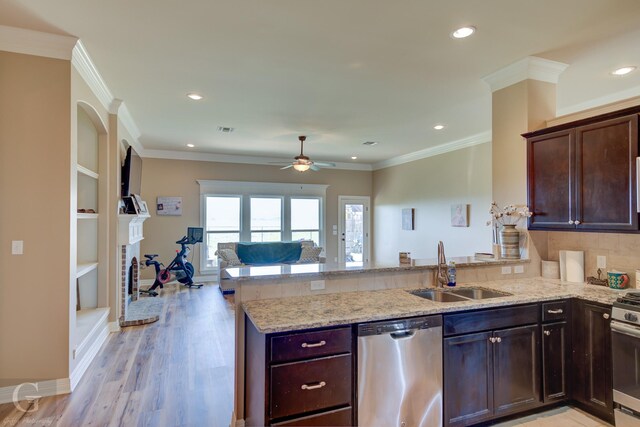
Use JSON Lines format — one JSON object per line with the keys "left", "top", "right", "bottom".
{"left": 271, "top": 406, "right": 352, "bottom": 426}
{"left": 542, "top": 301, "right": 568, "bottom": 322}
{"left": 270, "top": 354, "right": 352, "bottom": 419}
{"left": 444, "top": 304, "right": 539, "bottom": 336}
{"left": 271, "top": 327, "right": 351, "bottom": 363}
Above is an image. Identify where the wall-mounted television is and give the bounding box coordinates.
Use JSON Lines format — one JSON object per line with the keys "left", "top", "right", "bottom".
{"left": 121, "top": 146, "right": 143, "bottom": 197}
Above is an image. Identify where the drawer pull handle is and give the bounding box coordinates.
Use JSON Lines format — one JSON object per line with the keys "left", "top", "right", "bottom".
{"left": 301, "top": 340, "right": 326, "bottom": 348}
{"left": 496, "top": 337, "right": 502, "bottom": 343}
{"left": 544, "top": 330, "right": 551, "bottom": 336}
{"left": 547, "top": 309, "right": 564, "bottom": 314}
{"left": 301, "top": 381, "right": 326, "bottom": 390}
{"left": 489, "top": 337, "right": 496, "bottom": 343}
{"left": 603, "top": 313, "right": 610, "bottom": 320}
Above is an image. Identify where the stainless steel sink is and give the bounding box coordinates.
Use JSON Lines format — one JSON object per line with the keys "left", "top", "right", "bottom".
{"left": 409, "top": 289, "right": 469, "bottom": 302}
{"left": 408, "top": 287, "right": 512, "bottom": 302}
{"left": 448, "top": 287, "right": 512, "bottom": 299}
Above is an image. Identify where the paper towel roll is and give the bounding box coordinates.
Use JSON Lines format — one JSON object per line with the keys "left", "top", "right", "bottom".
{"left": 559, "top": 250, "right": 584, "bottom": 283}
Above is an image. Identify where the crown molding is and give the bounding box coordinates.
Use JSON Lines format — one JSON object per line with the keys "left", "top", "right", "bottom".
{"left": 372, "top": 131, "right": 491, "bottom": 171}
{"left": 0, "top": 25, "right": 77, "bottom": 60}
{"left": 142, "top": 149, "right": 373, "bottom": 171}
{"left": 482, "top": 56, "right": 569, "bottom": 93}
{"left": 72, "top": 40, "right": 114, "bottom": 111}
{"left": 556, "top": 84, "right": 640, "bottom": 117}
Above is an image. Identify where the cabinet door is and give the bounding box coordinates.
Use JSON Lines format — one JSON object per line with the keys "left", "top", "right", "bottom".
{"left": 493, "top": 324, "right": 541, "bottom": 417}
{"left": 542, "top": 321, "right": 568, "bottom": 402}
{"left": 571, "top": 301, "right": 614, "bottom": 421}
{"left": 444, "top": 332, "right": 493, "bottom": 427}
{"left": 527, "top": 129, "right": 575, "bottom": 229}
{"left": 575, "top": 114, "right": 638, "bottom": 230}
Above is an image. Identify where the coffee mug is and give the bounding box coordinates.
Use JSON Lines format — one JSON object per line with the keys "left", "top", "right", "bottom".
{"left": 608, "top": 271, "right": 630, "bottom": 289}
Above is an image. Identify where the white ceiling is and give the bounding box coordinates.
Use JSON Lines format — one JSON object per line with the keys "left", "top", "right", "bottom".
{"left": 2, "top": 0, "right": 640, "bottom": 166}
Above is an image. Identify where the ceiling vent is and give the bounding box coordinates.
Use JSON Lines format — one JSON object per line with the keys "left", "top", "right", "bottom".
{"left": 218, "top": 126, "right": 234, "bottom": 133}
{"left": 363, "top": 141, "right": 379, "bottom": 146}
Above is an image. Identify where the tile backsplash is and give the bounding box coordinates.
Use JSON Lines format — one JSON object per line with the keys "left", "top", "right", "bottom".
{"left": 532, "top": 230, "right": 640, "bottom": 288}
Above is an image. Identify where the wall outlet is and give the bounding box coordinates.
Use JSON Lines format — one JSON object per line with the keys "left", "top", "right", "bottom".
{"left": 310, "top": 280, "right": 325, "bottom": 291}
{"left": 11, "top": 240, "right": 23, "bottom": 255}
{"left": 597, "top": 256, "right": 607, "bottom": 269}
{"left": 514, "top": 265, "right": 524, "bottom": 274}
{"left": 501, "top": 266, "right": 512, "bottom": 274}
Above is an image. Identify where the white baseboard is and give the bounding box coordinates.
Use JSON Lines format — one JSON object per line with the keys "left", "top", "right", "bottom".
{"left": 70, "top": 323, "right": 109, "bottom": 391}
{"left": 0, "top": 378, "right": 71, "bottom": 404}
{"left": 108, "top": 321, "right": 121, "bottom": 333}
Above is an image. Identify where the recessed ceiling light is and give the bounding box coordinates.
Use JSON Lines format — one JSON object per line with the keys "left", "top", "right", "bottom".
{"left": 611, "top": 66, "right": 636, "bottom": 76}
{"left": 433, "top": 124, "right": 445, "bottom": 130}
{"left": 217, "top": 126, "right": 234, "bottom": 133}
{"left": 187, "top": 93, "right": 203, "bottom": 100}
{"left": 452, "top": 26, "right": 476, "bottom": 39}
{"left": 351, "top": 156, "right": 358, "bottom": 160}
{"left": 187, "top": 143, "right": 195, "bottom": 148}
{"left": 363, "top": 141, "right": 379, "bottom": 146}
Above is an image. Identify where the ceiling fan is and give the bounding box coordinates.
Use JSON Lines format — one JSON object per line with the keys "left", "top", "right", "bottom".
{"left": 271, "top": 135, "right": 336, "bottom": 172}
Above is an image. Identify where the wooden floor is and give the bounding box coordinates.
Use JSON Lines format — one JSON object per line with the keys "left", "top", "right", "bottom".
{"left": 495, "top": 406, "right": 614, "bottom": 427}
{"left": 0, "top": 284, "right": 235, "bottom": 427}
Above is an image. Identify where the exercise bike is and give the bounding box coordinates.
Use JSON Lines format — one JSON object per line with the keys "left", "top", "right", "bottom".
{"left": 142, "top": 227, "right": 204, "bottom": 296}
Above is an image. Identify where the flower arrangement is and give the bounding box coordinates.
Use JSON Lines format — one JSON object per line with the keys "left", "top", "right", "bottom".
{"left": 487, "top": 202, "right": 532, "bottom": 226}
{"left": 487, "top": 202, "right": 533, "bottom": 244}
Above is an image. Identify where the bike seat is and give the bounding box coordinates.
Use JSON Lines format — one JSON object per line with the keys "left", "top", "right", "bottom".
{"left": 144, "top": 254, "right": 159, "bottom": 260}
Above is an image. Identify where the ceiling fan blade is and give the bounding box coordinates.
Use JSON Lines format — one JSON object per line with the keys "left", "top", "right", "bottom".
{"left": 280, "top": 165, "right": 293, "bottom": 170}
{"left": 268, "top": 162, "right": 293, "bottom": 165}
{"left": 310, "top": 164, "right": 321, "bottom": 171}
{"left": 313, "top": 161, "right": 336, "bottom": 167}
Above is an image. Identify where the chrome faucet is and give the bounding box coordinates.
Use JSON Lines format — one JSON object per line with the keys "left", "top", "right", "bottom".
{"left": 436, "top": 241, "right": 448, "bottom": 288}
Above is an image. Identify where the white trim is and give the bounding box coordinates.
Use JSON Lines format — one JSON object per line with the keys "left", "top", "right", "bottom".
{"left": 108, "top": 321, "right": 121, "bottom": 333}
{"left": 0, "top": 25, "right": 77, "bottom": 60}
{"left": 0, "top": 378, "right": 71, "bottom": 405}
{"left": 556, "top": 85, "right": 640, "bottom": 117}
{"left": 482, "top": 56, "right": 569, "bottom": 93}
{"left": 72, "top": 41, "right": 113, "bottom": 111}
{"left": 118, "top": 103, "right": 144, "bottom": 153}
{"left": 372, "top": 131, "right": 491, "bottom": 170}
{"left": 144, "top": 149, "right": 372, "bottom": 171}
{"left": 197, "top": 180, "right": 329, "bottom": 196}
{"left": 70, "top": 322, "right": 109, "bottom": 391}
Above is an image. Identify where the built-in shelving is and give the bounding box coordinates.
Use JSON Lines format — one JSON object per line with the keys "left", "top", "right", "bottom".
{"left": 76, "top": 262, "right": 98, "bottom": 278}
{"left": 77, "top": 213, "right": 99, "bottom": 220}
{"left": 77, "top": 164, "right": 99, "bottom": 180}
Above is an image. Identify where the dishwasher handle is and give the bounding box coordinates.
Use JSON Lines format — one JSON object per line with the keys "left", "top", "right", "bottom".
{"left": 390, "top": 330, "right": 416, "bottom": 339}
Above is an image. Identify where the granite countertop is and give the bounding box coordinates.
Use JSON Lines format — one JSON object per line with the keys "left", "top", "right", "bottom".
{"left": 242, "top": 277, "right": 625, "bottom": 333}
{"left": 225, "top": 256, "right": 529, "bottom": 282}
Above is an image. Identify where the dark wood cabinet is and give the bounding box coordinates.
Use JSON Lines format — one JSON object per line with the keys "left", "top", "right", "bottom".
{"left": 245, "top": 318, "right": 354, "bottom": 426}
{"left": 542, "top": 321, "right": 569, "bottom": 402}
{"left": 525, "top": 109, "right": 639, "bottom": 232}
{"left": 571, "top": 300, "right": 614, "bottom": 423}
{"left": 443, "top": 306, "right": 541, "bottom": 427}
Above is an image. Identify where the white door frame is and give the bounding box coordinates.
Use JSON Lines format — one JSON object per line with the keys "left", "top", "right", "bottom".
{"left": 338, "top": 196, "right": 371, "bottom": 263}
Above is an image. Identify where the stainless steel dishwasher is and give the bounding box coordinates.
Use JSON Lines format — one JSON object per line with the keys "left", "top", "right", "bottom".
{"left": 357, "top": 315, "right": 442, "bottom": 427}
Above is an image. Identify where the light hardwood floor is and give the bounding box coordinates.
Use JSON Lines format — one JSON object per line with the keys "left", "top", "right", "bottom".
{"left": 495, "top": 406, "right": 614, "bottom": 427}
{"left": 0, "top": 284, "right": 235, "bottom": 427}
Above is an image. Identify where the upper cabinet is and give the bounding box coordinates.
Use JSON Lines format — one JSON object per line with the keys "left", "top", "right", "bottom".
{"left": 524, "top": 108, "right": 639, "bottom": 232}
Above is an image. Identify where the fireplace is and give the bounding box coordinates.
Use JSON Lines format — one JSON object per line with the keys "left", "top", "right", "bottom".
{"left": 127, "top": 256, "right": 139, "bottom": 297}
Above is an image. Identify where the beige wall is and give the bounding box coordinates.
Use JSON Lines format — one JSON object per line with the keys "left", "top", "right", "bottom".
{"left": 0, "top": 52, "right": 71, "bottom": 384}
{"left": 372, "top": 143, "right": 493, "bottom": 262}
{"left": 139, "top": 159, "right": 372, "bottom": 278}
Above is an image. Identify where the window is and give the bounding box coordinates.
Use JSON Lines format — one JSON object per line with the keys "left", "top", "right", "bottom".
{"left": 291, "top": 198, "right": 320, "bottom": 244}
{"left": 250, "top": 197, "right": 282, "bottom": 242}
{"left": 204, "top": 196, "right": 241, "bottom": 268}
{"left": 199, "top": 180, "right": 327, "bottom": 271}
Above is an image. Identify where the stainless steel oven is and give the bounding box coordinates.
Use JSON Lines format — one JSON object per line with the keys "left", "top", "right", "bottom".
{"left": 612, "top": 293, "right": 640, "bottom": 426}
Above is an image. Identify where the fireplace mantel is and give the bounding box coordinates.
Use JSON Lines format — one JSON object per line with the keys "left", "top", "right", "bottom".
{"left": 118, "top": 213, "right": 150, "bottom": 245}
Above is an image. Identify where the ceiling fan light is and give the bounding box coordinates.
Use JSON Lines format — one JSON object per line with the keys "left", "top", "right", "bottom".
{"left": 293, "top": 163, "right": 311, "bottom": 172}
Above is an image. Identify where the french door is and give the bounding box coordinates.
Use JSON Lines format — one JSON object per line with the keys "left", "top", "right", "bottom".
{"left": 338, "top": 196, "right": 370, "bottom": 265}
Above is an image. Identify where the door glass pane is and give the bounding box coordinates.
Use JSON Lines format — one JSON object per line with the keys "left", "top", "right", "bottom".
{"left": 206, "top": 197, "right": 240, "bottom": 231}
{"left": 251, "top": 232, "right": 282, "bottom": 242}
{"left": 206, "top": 232, "right": 240, "bottom": 268}
{"left": 251, "top": 198, "right": 282, "bottom": 232}
{"left": 345, "top": 203, "right": 364, "bottom": 263}
{"left": 291, "top": 198, "right": 320, "bottom": 230}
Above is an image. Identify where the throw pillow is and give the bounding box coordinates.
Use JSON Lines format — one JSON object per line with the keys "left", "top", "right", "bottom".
{"left": 216, "top": 248, "right": 242, "bottom": 266}
{"left": 298, "top": 246, "right": 322, "bottom": 263}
